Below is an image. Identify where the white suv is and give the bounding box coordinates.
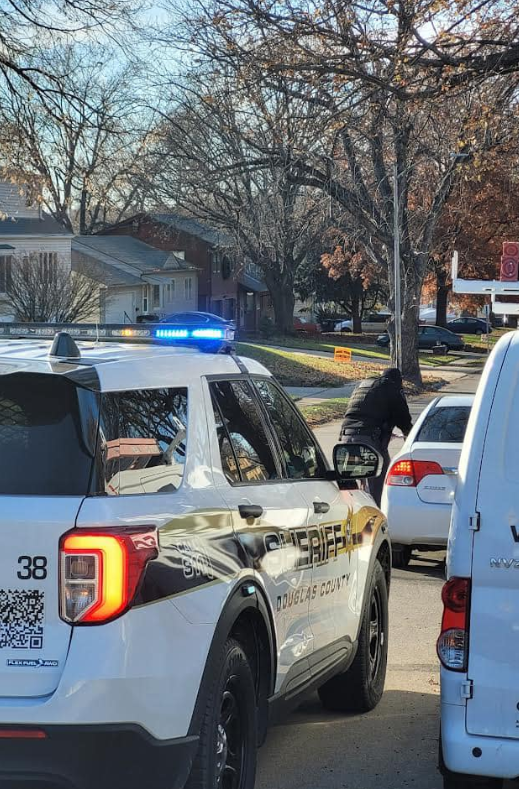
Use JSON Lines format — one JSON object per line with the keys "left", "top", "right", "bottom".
{"left": 439, "top": 329, "right": 519, "bottom": 788}
{"left": 0, "top": 323, "right": 391, "bottom": 789}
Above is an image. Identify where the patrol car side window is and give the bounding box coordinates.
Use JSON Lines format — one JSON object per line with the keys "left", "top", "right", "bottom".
{"left": 98, "top": 388, "right": 188, "bottom": 496}
{"left": 254, "top": 379, "right": 327, "bottom": 480}
{"left": 210, "top": 380, "right": 280, "bottom": 483}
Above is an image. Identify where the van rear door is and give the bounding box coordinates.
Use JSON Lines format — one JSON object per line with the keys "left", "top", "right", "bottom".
{"left": 0, "top": 370, "right": 99, "bottom": 697}
{"left": 466, "top": 357, "right": 519, "bottom": 738}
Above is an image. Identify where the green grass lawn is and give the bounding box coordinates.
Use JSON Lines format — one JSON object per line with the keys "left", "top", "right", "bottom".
{"left": 247, "top": 335, "right": 465, "bottom": 367}
{"left": 235, "top": 342, "right": 385, "bottom": 387}
{"left": 236, "top": 342, "right": 444, "bottom": 391}
{"left": 297, "top": 397, "right": 350, "bottom": 427}
{"left": 461, "top": 328, "right": 511, "bottom": 352}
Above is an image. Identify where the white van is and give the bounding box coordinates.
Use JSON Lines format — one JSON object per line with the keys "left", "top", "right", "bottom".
{"left": 439, "top": 329, "right": 519, "bottom": 788}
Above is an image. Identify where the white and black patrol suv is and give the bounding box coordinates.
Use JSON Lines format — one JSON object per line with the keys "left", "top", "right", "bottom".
{"left": 0, "top": 321, "right": 391, "bottom": 789}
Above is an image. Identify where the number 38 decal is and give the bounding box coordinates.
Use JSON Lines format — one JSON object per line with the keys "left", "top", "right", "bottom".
{"left": 17, "top": 556, "right": 48, "bottom": 580}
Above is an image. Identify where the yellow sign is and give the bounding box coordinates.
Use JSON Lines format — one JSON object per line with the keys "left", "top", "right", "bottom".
{"left": 334, "top": 347, "right": 352, "bottom": 363}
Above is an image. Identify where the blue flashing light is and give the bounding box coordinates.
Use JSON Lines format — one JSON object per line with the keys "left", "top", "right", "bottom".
{"left": 155, "top": 329, "right": 189, "bottom": 339}
{"left": 192, "top": 328, "right": 224, "bottom": 339}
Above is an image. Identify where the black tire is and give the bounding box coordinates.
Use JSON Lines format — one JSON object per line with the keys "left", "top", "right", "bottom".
{"left": 392, "top": 544, "right": 412, "bottom": 569}
{"left": 185, "top": 638, "right": 257, "bottom": 789}
{"left": 318, "top": 560, "right": 388, "bottom": 713}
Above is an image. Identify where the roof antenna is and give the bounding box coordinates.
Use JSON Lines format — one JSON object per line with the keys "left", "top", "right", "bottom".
{"left": 49, "top": 331, "right": 81, "bottom": 360}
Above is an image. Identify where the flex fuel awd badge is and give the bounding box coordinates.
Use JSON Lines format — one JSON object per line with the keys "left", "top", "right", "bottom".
{"left": 6, "top": 659, "right": 58, "bottom": 668}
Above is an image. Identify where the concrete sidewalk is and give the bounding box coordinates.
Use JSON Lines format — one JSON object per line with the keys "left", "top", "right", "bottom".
{"left": 287, "top": 367, "right": 472, "bottom": 408}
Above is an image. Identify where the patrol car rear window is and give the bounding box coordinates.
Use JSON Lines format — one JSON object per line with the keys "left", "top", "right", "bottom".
{"left": 95, "top": 388, "right": 188, "bottom": 496}
{"left": 0, "top": 373, "right": 99, "bottom": 496}
{"left": 416, "top": 406, "right": 471, "bottom": 444}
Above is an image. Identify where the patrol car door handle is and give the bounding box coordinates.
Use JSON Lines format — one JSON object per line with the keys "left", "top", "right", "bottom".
{"left": 238, "top": 504, "right": 263, "bottom": 520}
{"left": 313, "top": 501, "right": 330, "bottom": 514}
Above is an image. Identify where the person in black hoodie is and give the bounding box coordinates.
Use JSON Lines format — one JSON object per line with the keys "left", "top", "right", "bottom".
{"left": 339, "top": 368, "right": 412, "bottom": 505}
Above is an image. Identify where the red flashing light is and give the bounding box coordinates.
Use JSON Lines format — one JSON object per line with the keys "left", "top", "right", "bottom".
{"left": 0, "top": 729, "right": 46, "bottom": 739}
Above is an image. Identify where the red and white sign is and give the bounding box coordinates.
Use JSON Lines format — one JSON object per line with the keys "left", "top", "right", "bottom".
{"left": 500, "top": 242, "right": 519, "bottom": 282}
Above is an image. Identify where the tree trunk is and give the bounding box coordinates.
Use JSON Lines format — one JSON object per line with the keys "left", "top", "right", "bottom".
{"left": 266, "top": 272, "right": 295, "bottom": 334}
{"left": 388, "top": 252, "right": 423, "bottom": 385}
{"left": 351, "top": 292, "right": 362, "bottom": 333}
{"left": 435, "top": 268, "right": 449, "bottom": 327}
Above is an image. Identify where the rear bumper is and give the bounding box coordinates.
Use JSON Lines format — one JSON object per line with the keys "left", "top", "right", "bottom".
{"left": 0, "top": 724, "right": 198, "bottom": 789}
{"left": 381, "top": 489, "right": 450, "bottom": 546}
{"left": 441, "top": 702, "right": 519, "bottom": 780}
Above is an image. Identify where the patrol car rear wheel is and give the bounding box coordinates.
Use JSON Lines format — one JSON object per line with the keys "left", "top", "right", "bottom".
{"left": 185, "top": 638, "right": 257, "bottom": 789}
{"left": 318, "top": 560, "right": 388, "bottom": 713}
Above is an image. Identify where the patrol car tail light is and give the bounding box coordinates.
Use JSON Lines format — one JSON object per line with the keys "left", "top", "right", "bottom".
{"left": 59, "top": 527, "right": 158, "bottom": 624}
{"left": 437, "top": 577, "right": 471, "bottom": 671}
{"left": 386, "top": 459, "right": 444, "bottom": 487}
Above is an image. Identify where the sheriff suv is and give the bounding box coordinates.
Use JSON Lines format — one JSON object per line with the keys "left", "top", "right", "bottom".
{"left": 0, "top": 322, "right": 391, "bottom": 789}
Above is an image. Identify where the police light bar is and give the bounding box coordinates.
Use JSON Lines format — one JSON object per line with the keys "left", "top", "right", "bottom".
{"left": 0, "top": 321, "right": 235, "bottom": 351}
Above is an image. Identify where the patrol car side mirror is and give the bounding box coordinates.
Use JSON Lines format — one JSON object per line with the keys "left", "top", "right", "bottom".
{"left": 333, "top": 443, "right": 383, "bottom": 480}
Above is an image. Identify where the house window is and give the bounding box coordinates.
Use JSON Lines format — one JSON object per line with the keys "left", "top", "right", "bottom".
{"left": 152, "top": 285, "right": 161, "bottom": 308}
{"left": 0, "top": 256, "right": 12, "bottom": 294}
{"left": 212, "top": 254, "right": 221, "bottom": 275}
{"left": 39, "top": 252, "right": 58, "bottom": 282}
{"left": 184, "top": 277, "right": 193, "bottom": 300}
{"left": 166, "top": 281, "right": 176, "bottom": 302}
{"left": 143, "top": 285, "right": 149, "bottom": 313}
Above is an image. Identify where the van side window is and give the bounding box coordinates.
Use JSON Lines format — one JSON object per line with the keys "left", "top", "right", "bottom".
{"left": 97, "top": 388, "right": 188, "bottom": 496}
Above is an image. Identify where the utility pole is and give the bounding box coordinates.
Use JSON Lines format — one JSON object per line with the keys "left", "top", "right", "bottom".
{"left": 393, "top": 161, "right": 402, "bottom": 370}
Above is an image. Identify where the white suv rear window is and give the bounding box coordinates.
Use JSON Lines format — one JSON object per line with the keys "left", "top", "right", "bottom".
{"left": 0, "top": 373, "right": 99, "bottom": 496}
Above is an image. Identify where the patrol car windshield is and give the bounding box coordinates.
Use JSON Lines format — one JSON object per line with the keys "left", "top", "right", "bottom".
{"left": 0, "top": 372, "right": 99, "bottom": 496}
{"left": 417, "top": 406, "right": 471, "bottom": 444}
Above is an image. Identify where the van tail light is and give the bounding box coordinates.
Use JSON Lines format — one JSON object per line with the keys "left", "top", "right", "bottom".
{"left": 386, "top": 458, "right": 444, "bottom": 487}
{"left": 437, "top": 577, "right": 471, "bottom": 671}
{"left": 59, "top": 527, "right": 158, "bottom": 625}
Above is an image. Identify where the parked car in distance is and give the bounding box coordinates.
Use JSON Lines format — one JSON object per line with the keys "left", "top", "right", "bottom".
{"left": 376, "top": 325, "right": 464, "bottom": 352}
{"left": 160, "top": 311, "right": 236, "bottom": 330}
{"left": 334, "top": 318, "right": 353, "bottom": 332}
{"left": 294, "top": 316, "right": 321, "bottom": 334}
{"left": 447, "top": 316, "right": 492, "bottom": 335}
{"left": 381, "top": 395, "right": 474, "bottom": 568}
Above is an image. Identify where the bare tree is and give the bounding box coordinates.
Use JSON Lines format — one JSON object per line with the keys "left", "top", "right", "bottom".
{"left": 171, "top": 0, "right": 519, "bottom": 381}
{"left": 150, "top": 75, "right": 332, "bottom": 333}
{"left": 0, "top": 44, "right": 157, "bottom": 233}
{"left": 0, "top": 0, "right": 139, "bottom": 111}
{"left": 6, "top": 254, "right": 100, "bottom": 322}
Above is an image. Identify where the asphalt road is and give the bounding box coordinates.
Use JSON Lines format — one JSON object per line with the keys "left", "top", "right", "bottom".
{"left": 256, "top": 554, "right": 445, "bottom": 789}
{"left": 256, "top": 374, "right": 483, "bottom": 789}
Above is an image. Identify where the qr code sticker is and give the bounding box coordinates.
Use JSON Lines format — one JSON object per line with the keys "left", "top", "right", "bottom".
{"left": 0, "top": 590, "right": 44, "bottom": 650}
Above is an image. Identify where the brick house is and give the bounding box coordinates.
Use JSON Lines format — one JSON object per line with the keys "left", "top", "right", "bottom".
{"left": 99, "top": 213, "right": 269, "bottom": 331}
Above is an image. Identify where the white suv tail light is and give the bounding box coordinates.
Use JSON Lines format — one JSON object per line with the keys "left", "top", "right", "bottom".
{"left": 386, "top": 458, "right": 444, "bottom": 487}
{"left": 437, "top": 577, "right": 471, "bottom": 671}
{"left": 59, "top": 527, "right": 158, "bottom": 624}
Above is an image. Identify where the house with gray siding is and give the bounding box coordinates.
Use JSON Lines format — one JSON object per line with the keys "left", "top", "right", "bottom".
{"left": 0, "top": 181, "right": 72, "bottom": 321}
